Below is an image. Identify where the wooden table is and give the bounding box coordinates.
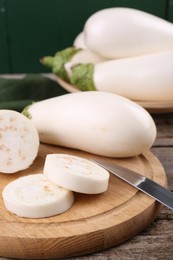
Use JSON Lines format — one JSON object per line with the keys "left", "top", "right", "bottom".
{"left": 0, "top": 75, "right": 172, "bottom": 259}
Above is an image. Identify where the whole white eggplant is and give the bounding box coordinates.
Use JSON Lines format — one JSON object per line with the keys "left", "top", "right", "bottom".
{"left": 23, "top": 92, "right": 156, "bottom": 158}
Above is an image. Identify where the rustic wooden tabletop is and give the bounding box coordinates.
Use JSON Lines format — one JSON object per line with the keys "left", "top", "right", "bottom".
{"left": 0, "top": 75, "right": 172, "bottom": 259}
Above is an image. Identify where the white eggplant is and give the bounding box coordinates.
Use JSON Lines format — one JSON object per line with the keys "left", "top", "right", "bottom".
{"left": 70, "top": 51, "right": 173, "bottom": 101}
{"left": 44, "top": 154, "right": 109, "bottom": 194}
{"left": 23, "top": 92, "right": 156, "bottom": 158}
{"left": 84, "top": 7, "right": 173, "bottom": 59}
{"left": 2, "top": 174, "right": 74, "bottom": 218}
{"left": 0, "top": 110, "right": 39, "bottom": 174}
{"left": 73, "top": 31, "right": 87, "bottom": 49}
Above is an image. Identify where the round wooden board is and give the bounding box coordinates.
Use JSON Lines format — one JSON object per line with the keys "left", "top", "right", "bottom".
{"left": 0, "top": 144, "right": 166, "bottom": 259}
{"left": 56, "top": 76, "right": 173, "bottom": 114}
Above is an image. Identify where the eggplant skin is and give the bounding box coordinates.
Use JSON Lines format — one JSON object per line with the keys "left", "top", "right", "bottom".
{"left": 84, "top": 8, "right": 173, "bottom": 59}
{"left": 26, "top": 91, "right": 156, "bottom": 158}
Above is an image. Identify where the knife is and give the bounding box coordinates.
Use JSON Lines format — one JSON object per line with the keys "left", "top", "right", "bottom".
{"left": 92, "top": 158, "right": 173, "bottom": 210}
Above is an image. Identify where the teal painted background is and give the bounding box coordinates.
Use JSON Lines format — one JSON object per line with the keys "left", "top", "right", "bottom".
{"left": 0, "top": 0, "right": 172, "bottom": 73}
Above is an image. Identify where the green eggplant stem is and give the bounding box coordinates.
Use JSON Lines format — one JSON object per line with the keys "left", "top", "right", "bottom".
{"left": 70, "top": 63, "right": 96, "bottom": 91}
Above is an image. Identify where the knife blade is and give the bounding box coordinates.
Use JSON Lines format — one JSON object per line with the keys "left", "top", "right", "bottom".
{"left": 92, "top": 158, "right": 173, "bottom": 210}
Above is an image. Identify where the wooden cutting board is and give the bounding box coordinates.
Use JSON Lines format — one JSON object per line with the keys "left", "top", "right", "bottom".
{"left": 0, "top": 144, "right": 166, "bottom": 259}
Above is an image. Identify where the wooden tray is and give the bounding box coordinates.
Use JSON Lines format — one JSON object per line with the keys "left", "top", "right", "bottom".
{"left": 0, "top": 144, "right": 166, "bottom": 259}
{"left": 56, "top": 76, "right": 173, "bottom": 114}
